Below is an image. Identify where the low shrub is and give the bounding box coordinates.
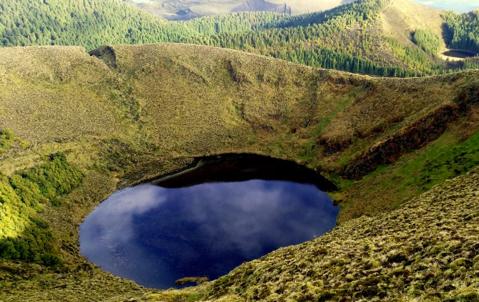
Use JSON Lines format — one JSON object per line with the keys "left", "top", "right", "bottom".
{"left": 0, "top": 153, "right": 83, "bottom": 266}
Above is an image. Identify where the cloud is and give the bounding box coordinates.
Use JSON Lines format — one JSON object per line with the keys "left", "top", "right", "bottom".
{"left": 79, "top": 181, "right": 339, "bottom": 288}
{"left": 181, "top": 180, "right": 337, "bottom": 256}
{"left": 81, "top": 185, "right": 165, "bottom": 244}
{"left": 79, "top": 185, "right": 173, "bottom": 286}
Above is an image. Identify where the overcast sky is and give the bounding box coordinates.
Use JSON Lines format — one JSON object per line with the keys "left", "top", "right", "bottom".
{"left": 417, "top": 0, "right": 479, "bottom": 12}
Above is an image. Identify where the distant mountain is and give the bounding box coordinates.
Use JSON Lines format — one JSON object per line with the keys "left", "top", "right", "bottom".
{"left": 125, "top": 0, "right": 354, "bottom": 20}
{"left": 232, "top": 0, "right": 290, "bottom": 14}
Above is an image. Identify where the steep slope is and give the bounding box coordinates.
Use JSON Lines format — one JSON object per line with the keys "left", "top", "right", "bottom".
{"left": 380, "top": 0, "right": 444, "bottom": 46}
{"left": 0, "top": 47, "right": 134, "bottom": 143}
{"left": 197, "top": 0, "right": 451, "bottom": 75}
{"left": 0, "top": 44, "right": 479, "bottom": 301}
{"left": 199, "top": 168, "right": 479, "bottom": 301}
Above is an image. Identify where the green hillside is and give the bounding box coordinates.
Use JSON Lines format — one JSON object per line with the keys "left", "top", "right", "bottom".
{"left": 443, "top": 10, "right": 479, "bottom": 53}
{"left": 0, "top": 0, "right": 201, "bottom": 48}
{"left": 1, "top": 0, "right": 478, "bottom": 77}
{"left": 0, "top": 44, "right": 478, "bottom": 301}
{"left": 201, "top": 169, "right": 479, "bottom": 301}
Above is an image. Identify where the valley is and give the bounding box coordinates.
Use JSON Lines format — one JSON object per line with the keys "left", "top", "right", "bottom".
{"left": 1, "top": 0, "right": 479, "bottom": 301}
{"left": 0, "top": 43, "right": 478, "bottom": 301}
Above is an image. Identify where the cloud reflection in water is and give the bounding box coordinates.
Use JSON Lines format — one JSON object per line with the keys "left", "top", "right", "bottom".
{"left": 80, "top": 180, "right": 338, "bottom": 288}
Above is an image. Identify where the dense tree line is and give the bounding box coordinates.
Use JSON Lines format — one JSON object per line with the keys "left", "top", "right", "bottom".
{"left": 443, "top": 11, "right": 479, "bottom": 53}
{"left": 0, "top": 0, "right": 402, "bottom": 77}
{"left": 0, "top": 0, "right": 200, "bottom": 48}
{"left": 272, "top": 0, "right": 388, "bottom": 28}
{"left": 273, "top": 46, "right": 413, "bottom": 77}
{"left": 180, "top": 0, "right": 404, "bottom": 74}
{"left": 412, "top": 29, "right": 441, "bottom": 55}
{"left": 185, "top": 12, "right": 284, "bottom": 35}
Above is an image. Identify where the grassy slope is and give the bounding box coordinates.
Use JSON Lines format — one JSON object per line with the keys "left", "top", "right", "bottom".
{"left": 198, "top": 166, "right": 479, "bottom": 302}
{"left": 380, "top": 0, "right": 444, "bottom": 46}
{"left": 0, "top": 44, "right": 478, "bottom": 300}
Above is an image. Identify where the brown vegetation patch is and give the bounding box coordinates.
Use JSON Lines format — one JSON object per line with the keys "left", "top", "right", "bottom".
{"left": 342, "top": 103, "right": 460, "bottom": 179}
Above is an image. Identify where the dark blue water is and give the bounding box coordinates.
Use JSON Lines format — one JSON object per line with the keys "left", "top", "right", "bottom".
{"left": 443, "top": 49, "right": 477, "bottom": 58}
{"left": 80, "top": 179, "right": 338, "bottom": 289}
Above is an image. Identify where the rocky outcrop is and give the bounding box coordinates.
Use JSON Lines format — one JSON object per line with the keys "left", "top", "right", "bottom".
{"left": 89, "top": 46, "right": 117, "bottom": 69}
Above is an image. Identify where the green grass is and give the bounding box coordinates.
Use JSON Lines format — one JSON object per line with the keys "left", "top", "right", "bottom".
{"left": 0, "top": 218, "right": 60, "bottom": 267}
{"left": 412, "top": 29, "right": 441, "bottom": 55}
{"left": 0, "top": 129, "right": 14, "bottom": 154}
{"left": 406, "top": 131, "right": 479, "bottom": 191}
{"left": 0, "top": 153, "right": 83, "bottom": 266}
{"left": 298, "top": 91, "right": 357, "bottom": 164}
{"left": 338, "top": 126, "right": 479, "bottom": 221}
{"left": 204, "top": 167, "right": 479, "bottom": 301}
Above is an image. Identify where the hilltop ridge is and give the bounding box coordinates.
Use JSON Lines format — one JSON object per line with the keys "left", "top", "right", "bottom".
{"left": 1, "top": 0, "right": 478, "bottom": 77}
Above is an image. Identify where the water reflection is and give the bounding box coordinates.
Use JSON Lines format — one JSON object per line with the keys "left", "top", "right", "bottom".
{"left": 80, "top": 180, "right": 338, "bottom": 289}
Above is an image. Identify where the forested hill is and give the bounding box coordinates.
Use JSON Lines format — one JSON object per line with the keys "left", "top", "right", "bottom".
{"left": 0, "top": 0, "right": 478, "bottom": 77}
{"left": 0, "top": 0, "right": 202, "bottom": 48}
{"left": 443, "top": 10, "right": 479, "bottom": 53}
